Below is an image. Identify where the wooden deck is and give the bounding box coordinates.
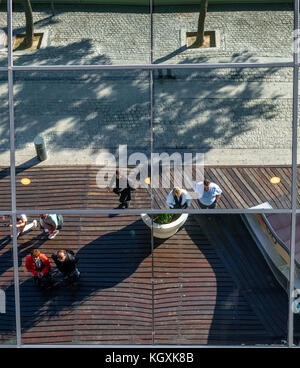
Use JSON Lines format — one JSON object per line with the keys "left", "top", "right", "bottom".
{"left": 0, "top": 165, "right": 296, "bottom": 210}
{"left": 0, "top": 214, "right": 297, "bottom": 345}
{"left": 0, "top": 164, "right": 299, "bottom": 345}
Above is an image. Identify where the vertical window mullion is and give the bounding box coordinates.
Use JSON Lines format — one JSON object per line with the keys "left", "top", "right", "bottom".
{"left": 288, "top": 0, "right": 299, "bottom": 348}
{"left": 7, "top": 0, "right": 22, "bottom": 347}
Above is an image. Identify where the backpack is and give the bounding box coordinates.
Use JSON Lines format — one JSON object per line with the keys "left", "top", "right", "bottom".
{"left": 47, "top": 214, "right": 64, "bottom": 230}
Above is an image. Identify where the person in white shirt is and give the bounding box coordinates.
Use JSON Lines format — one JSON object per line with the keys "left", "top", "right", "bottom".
{"left": 166, "top": 187, "right": 192, "bottom": 209}
{"left": 2, "top": 214, "right": 37, "bottom": 238}
{"left": 193, "top": 179, "right": 222, "bottom": 209}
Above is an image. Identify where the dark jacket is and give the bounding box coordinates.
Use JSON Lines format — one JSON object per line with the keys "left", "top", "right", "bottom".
{"left": 52, "top": 250, "right": 78, "bottom": 275}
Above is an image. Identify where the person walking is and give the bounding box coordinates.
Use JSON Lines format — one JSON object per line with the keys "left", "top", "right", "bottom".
{"left": 39, "top": 214, "right": 63, "bottom": 240}
{"left": 25, "top": 249, "right": 53, "bottom": 288}
{"left": 193, "top": 179, "right": 222, "bottom": 209}
{"left": 108, "top": 169, "right": 135, "bottom": 209}
{"left": 52, "top": 249, "right": 80, "bottom": 286}
{"left": 2, "top": 214, "right": 37, "bottom": 238}
{"left": 166, "top": 187, "right": 192, "bottom": 209}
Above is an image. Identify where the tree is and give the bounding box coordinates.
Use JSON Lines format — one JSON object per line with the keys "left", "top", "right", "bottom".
{"left": 193, "top": 0, "right": 208, "bottom": 48}
{"left": 22, "top": 0, "right": 34, "bottom": 48}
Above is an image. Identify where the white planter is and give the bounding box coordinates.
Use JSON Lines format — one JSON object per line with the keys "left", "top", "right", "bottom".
{"left": 141, "top": 213, "right": 188, "bottom": 239}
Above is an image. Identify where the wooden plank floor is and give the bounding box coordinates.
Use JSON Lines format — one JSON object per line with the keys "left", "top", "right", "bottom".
{"left": 0, "top": 165, "right": 296, "bottom": 210}
{"left": 153, "top": 216, "right": 289, "bottom": 345}
{"left": 0, "top": 214, "right": 294, "bottom": 345}
{"left": 152, "top": 165, "right": 294, "bottom": 209}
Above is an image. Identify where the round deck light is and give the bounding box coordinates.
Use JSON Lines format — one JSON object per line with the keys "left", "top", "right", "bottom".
{"left": 145, "top": 177, "right": 151, "bottom": 185}
{"left": 21, "top": 178, "right": 31, "bottom": 185}
{"left": 270, "top": 177, "right": 280, "bottom": 184}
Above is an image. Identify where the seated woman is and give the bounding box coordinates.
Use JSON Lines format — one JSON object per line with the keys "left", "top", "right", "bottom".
{"left": 39, "top": 214, "right": 63, "bottom": 240}
{"left": 166, "top": 187, "right": 192, "bottom": 209}
{"left": 2, "top": 214, "right": 37, "bottom": 238}
{"left": 25, "top": 249, "right": 53, "bottom": 288}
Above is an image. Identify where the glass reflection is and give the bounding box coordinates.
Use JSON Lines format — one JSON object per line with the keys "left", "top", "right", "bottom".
{"left": 13, "top": 3, "right": 150, "bottom": 66}
{"left": 14, "top": 70, "right": 151, "bottom": 210}
{"left": 153, "top": 213, "right": 289, "bottom": 345}
{"left": 0, "top": 0, "right": 7, "bottom": 67}
{"left": 0, "top": 73, "right": 10, "bottom": 211}
{"left": 153, "top": 67, "right": 293, "bottom": 209}
{"left": 19, "top": 214, "right": 152, "bottom": 344}
{"left": 0, "top": 214, "right": 16, "bottom": 344}
{"left": 152, "top": 3, "right": 293, "bottom": 65}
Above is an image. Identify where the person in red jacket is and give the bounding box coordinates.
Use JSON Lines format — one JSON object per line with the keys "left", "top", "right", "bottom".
{"left": 25, "top": 249, "right": 53, "bottom": 288}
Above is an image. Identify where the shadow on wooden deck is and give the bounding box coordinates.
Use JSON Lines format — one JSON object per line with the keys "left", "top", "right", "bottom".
{"left": 0, "top": 214, "right": 298, "bottom": 345}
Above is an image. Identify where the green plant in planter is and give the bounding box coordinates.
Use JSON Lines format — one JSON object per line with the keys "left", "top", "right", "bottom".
{"left": 151, "top": 214, "right": 178, "bottom": 225}
{"left": 153, "top": 214, "right": 173, "bottom": 224}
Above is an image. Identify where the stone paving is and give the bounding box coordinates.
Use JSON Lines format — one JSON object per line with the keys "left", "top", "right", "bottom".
{"left": 0, "top": 3, "right": 296, "bottom": 165}
{"left": 0, "top": 3, "right": 294, "bottom": 65}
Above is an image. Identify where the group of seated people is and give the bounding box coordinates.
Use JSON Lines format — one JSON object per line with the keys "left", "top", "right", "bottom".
{"left": 2, "top": 214, "right": 63, "bottom": 240}
{"left": 2, "top": 214, "right": 80, "bottom": 290}
{"left": 166, "top": 179, "right": 222, "bottom": 209}
{"left": 25, "top": 249, "right": 80, "bottom": 289}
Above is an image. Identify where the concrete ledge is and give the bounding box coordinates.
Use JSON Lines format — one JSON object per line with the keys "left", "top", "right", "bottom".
{"left": 0, "top": 147, "right": 295, "bottom": 167}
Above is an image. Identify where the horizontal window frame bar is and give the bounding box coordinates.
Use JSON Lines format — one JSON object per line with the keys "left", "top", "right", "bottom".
{"left": 3, "top": 344, "right": 287, "bottom": 348}
{"left": 4, "top": 62, "right": 295, "bottom": 71}
{"left": 13, "top": 208, "right": 293, "bottom": 215}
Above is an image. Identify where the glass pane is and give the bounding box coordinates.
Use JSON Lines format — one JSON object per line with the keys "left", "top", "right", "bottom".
{"left": 14, "top": 70, "right": 151, "bottom": 210}
{"left": 0, "top": 72, "right": 10, "bottom": 211}
{"left": 0, "top": 214, "right": 16, "bottom": 345}
{"left": 19, "top": 213, "right": 152, "bottom": 345}
{"left": 0, "top": 1, "right": 7, "bottom": 67}
{"left": 293, "top": 215, "right": 300, "bottom": 345}
{"left": 13, "top": 3, "right": 150, "bottom": 66}
{"left": 153, "top": 3, "right": 293, "bottom": 66}
{"left": 153, "top": 213, "right": 289, "bottom": 345}
{"left": 153, "top": 67, "right": 293, "bottom": 209}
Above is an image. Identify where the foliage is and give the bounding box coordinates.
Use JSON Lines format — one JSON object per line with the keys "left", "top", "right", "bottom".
{"left": 152, "top": 214, "right": 175, "bottom": 225}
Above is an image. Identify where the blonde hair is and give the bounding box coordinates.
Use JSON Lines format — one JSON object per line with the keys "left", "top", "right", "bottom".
{"left": 172, "top": 187, "right": 181, "bottom": 196}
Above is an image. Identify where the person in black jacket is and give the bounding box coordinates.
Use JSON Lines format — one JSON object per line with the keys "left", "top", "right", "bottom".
{"left": 52, "top": 249, "right": 80, "bottom": 286}
{"left": 108, "top": 169, "right": 135, "bottom": 209}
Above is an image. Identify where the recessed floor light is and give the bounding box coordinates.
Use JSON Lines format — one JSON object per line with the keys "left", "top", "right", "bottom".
{"left": 21, "top": 178, "right": 31, "bottom": 185}
{"left": 270, "top": 177, "right": 280, "bottom": 184}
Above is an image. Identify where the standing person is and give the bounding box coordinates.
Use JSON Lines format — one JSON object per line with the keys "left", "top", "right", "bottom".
{"left": 166, "top": 187, "right": 192, "bottom": 209}
{"left": 52, "top": 249, "right": 80, "bottom": 286}
{"left": 25, "top": 249, "right": 53, "bottom": 288}
{"left": 39, "top": 214, "right": 63, "bottom": 240}
{"left": 108, "top": 169, "right": 135, "bottom": 209}
{"left": 2, "top": 214, "right": 37, "bottom": 238}
{"left": 193, "top": 179, "right": 222, "bottom": 209}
